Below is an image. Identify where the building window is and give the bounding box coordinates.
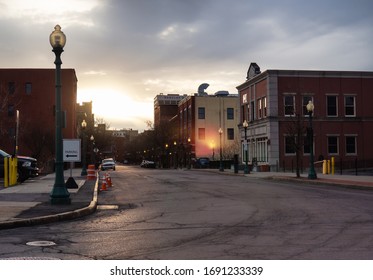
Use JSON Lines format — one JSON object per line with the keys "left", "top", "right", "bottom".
{"left": 302, "top": 96, "right": 313, "bottom": 116}
{"left": 198, "top": 107, "right": 205, "bottom": 119}
{"left": 247, "top": 103, "right": 250, "bottom": 122}
{"left": 345, "top": 96, "right": 356, "bottom": 117}
{"left": 285, "top": 136, "right": 296, "bottom": 154}
{"left": 8, "top": 105, "right": 14, "bottom": 117}
{"left": 183, "top": 108, "right": 187, "bottom": 131}
{"left": 25, "top": 82, "right": 32, "bottom": 95}
{"left": 251, "top": 101, "right": 255, "bottom": 121}
{"left": 284, "top": 95, "right": 295, "bottom": 116}
{"left": 327, "top": 95, "right": 338, "bottom": 117}
{"left": 227, "top": 128, "right": 234, "bottom": 140}
{"left": 242, "top": 93, "right": 247, "bottom": 104}
{"left": 8, "top": 82, "right": 15, "bottom": 95}
{"left": 8, "top": 127, "right": 15, "bottom": 138}
{"left": 345, "top": 136, "right": 357, "bottom": 155}
{"left": 227, "top": 108, "right": 234, "bottom": 120}
{"left": 303, "top": 134, "right": 310, "bottom": 154}
{"left": 188, "top": 105, "right": 192, "bottom": 122}
{"left": 258, "top": 99, "right": 262, "bottom": 119}
{"left": 328, "top": 136, "right": 339, "bottom": 155}
{"left": 257, "top": 137, "right": 268, "bottom": 162}
{"left": 179, "top": 109, "right": 183, "bottom": 129}
{"left": 241, "top": 105, "right": 249, "bottom": 124}
{"left": 198, "top": 128, "right": 205, "bottom": 140}
{"left": 263, "top": 97, "right": 267, "bottom": 117}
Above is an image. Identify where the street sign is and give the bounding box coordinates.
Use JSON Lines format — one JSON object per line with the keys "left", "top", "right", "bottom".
{"left": 63, "top": 139, "right": 81, "bottom": 162}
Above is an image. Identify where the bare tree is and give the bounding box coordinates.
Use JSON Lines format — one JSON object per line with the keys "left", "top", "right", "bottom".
{"left": 223, "top": 137, "right": 241, "bottom": 160}
{"left": 20, "top": 122, "right": 55, "bottom": 173}
{"left": 95, "top": 117, "right": 111, "bottom": 130}
{"left": 0, "top": 83, "right": 22, "bottom": 149}
{"left": 145, "top": 120, "right": 154, "bottom": 130}
{"left": 286, "top": 113, "right": 307, "bottom": 177}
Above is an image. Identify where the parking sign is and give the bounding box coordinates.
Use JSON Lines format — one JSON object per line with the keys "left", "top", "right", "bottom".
{"left": 63, "top": 139, "right": 81, "bottom": 162}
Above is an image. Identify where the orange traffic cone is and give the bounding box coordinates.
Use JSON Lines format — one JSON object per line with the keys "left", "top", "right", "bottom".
{"left": 106, "top": 172, "right": 112, "bottom": 187}
{"left": 100, "top": 174, "right": 107, "bottom": 191}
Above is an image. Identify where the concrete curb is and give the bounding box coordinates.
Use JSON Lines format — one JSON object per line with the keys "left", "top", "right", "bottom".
{"left": 265, "top": 176, "right": 373, "bottom": 191}
{"left": 0, "top": 178, "right": 99, "bottom": 230}
{"left": 193, "top": 168, "right": 373, "bottom": 190}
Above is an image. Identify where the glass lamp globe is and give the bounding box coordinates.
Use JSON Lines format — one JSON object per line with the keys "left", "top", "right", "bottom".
{"left": 49, "top": 25, "right": 66, "bottom": 49}
{"left": 306, "top": 100, "right": 314, "bottom": 113}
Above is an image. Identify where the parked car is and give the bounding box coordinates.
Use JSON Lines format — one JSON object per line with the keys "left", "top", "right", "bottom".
{"left": 140, "top": 160, "right": 156, "bottom": 168}
{"left": 0, "top": 149, "right": 39, "bottom": 182}
{"left": 100, "top": 158, "right": 116, "bottom": 171}
{"left": 195, "top": 157, "right": 210, "bottom": 168}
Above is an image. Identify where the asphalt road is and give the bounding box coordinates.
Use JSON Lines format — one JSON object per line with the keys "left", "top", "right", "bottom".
{"left": 1, "top": 165, "right": 373, "bottom": 260}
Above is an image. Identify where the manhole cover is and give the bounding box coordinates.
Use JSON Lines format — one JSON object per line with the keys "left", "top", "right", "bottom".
{"left": 97, "top": 204, "right": 119, "bottom": 210}
{"left": 26, "top": 241, "right": 56, "bottom": 247}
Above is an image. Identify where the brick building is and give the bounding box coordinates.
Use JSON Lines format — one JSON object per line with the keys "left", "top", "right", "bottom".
{"left": 0, "top": 68, "right": 78, "bottom": 158}
{"left": 76, "top": 101, "right": 94, "bottom": 131}
{"left": 237, "top": 63, "right": 373, "bottom": 171}
{"left": 178, "top": 91, "right": 240, "bottom": 160}
{"left": 154, "top": 93, "right": 186, "bottom": 129}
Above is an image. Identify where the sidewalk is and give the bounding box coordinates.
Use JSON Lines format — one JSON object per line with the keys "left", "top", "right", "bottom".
{"left": 0, "top": 169, "right": 99, "bottom": 230}
{"left": 0, "top": 168, "right": 372, "bottom": 230}
{"left": 195, "top": 167, "right": 373, "bottom": 189}
{"left": 251, "top": 170, "right": 373, "bottom": 189}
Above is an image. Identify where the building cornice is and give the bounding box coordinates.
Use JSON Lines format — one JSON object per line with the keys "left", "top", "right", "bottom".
{"left": 237, "top": 69, "right": 373, "bottom": 91}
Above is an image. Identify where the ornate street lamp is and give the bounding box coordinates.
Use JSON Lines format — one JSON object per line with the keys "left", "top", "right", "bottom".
{"left": 81, "top": 120, "right": 87, "bottom": 176}
{"left": 165, "top": 143, "right": 168, "bottom": 168}
{"left": 187, "top": 137, "right": 191, "bottom": 169}
{"left": 306, "top": 101, "right": 317, "bottom": 179}
{"left": 243, "top": 120, "right": 250, "bottom": 174}
{"left": 173, "top": 141, "right": 177, "bottom": 169}
{"left": 90, "top": 135, "right": 95, "bottom": 165}
{"left": 49, "top": 25, "right": 70, "bottom": 204}
{"left": 218, "top": 128, "right": 224, "bottom": 171}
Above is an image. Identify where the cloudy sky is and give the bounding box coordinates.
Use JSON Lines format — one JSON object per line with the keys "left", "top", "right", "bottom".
{"left": 1, "top": 0, "right": 373, "bottom": 131}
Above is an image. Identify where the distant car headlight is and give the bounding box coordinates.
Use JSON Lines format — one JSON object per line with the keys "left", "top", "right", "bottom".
{"left": 22, "top": 161, "right": 31, "bottom": 167}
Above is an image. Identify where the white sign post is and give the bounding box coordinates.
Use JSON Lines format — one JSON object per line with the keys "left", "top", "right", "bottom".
{"left": 63, "top": 139, "right": 81, "bottom": 162}
{"left": 63, "top": 139, "right": 81, "bottom": 189}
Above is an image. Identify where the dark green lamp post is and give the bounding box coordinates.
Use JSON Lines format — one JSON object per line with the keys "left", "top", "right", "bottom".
{"left": 187, "top": 137, "right": 191, "bottom": 169}
{"left": 81, "top": 120, "right": 88, "bottom": 176}
{"left": 218, "top": 128, "right": 224, "bottom": 172}
{"left": 90, "top": 135, "right": 95, "bottom": 165}
{"left": 307, "top": 101, "right": 317, "bottom": 179}
{"left": 243, "top": 120, "right": 250, "bottom": 174}
{"left": 49, "top": 25, "right": 71, "bottom": 204}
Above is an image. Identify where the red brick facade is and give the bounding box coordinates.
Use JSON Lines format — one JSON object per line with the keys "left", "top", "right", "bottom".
{"left": 237, "top": 64, "right": 373, "bottom": 171}
{"left": 0, "top": 68, "right": 77, "bottom": 157}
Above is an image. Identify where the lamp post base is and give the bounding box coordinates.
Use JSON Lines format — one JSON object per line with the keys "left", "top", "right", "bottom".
{"left": 308, "top": 170, "right": 317, "bottom": 180}
{"left": 50, "top": 184, "right": 71, "bottom": 205}
{"left": 219, "top": 163, "right": 224, "bottom": 172}
{"left": 81, "top": 168, "right": 87, "bottom": 176}
{"left": 50, "top": 196, "right": 71, "bottom": 205}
